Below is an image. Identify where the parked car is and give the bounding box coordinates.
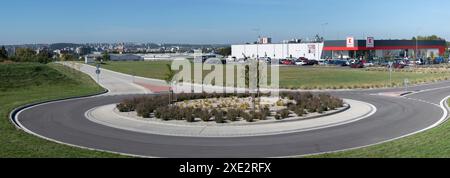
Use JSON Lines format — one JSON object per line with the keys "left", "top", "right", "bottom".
{"left": 303, "top": 59, "right": 319, "bottom": 66}
{"left": 295, "top": 60, "right": 305, "bottom": 66}
{"left": 363, "top": 61, "right": 374, "bottom": 67}
{"left": 350, "top": 61, "right": 365, "bottom": 68}
{"left": 282, "top": 59, "right": 295, "bottom": 65}
{"left": 337, "top": 60, "right": 350, "bottom": 66}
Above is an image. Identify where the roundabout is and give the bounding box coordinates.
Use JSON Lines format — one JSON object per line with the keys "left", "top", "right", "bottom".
{"left": 10, "top": 63, "right": 450, "bottom": 158}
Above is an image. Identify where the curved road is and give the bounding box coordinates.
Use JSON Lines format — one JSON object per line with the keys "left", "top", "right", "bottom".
{"left": 13, "top": 64, "right": 450, "bottom": 157}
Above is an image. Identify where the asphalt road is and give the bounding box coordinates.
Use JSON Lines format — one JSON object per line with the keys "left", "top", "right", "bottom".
{"left": 14, "top": 79, "right": 450, "bottom": 157}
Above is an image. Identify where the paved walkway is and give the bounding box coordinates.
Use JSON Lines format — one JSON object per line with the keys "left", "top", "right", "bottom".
{"left": 59, "top": 62, "right": 163, "bottom": 95}
{"left": 85, "top": 99, "right": 376, "bottom": 137}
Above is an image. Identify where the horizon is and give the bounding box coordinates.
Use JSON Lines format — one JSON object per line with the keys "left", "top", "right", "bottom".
{"left": 1, "top": 0, "right": 450, "bottom": 45}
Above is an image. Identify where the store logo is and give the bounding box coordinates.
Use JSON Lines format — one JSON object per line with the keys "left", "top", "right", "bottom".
{"left": 366, "top": 37, "right": 375, "bottom": 48}
{"left": 346, "top": 37, "right": 355, "bottom": 48}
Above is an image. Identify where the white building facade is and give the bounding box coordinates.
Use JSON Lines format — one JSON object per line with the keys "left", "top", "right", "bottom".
{"left": 231, "top": 43, "right": 324, "bottom": 60}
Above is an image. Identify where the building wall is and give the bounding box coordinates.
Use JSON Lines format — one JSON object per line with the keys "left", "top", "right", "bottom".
{"left": 232, "top": 43, "right": 324, "bottom": 60}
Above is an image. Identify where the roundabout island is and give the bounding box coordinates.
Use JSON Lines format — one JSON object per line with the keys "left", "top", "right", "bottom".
{"left": 86, "top": 93, "right": 375, "bottom": 137}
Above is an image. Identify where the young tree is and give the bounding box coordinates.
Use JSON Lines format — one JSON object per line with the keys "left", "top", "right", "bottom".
{"left": 102, "top": 51, "right": 110, "bottom": 61}
{"left": 164, "top": 64, "right": 176, "bottom": 105}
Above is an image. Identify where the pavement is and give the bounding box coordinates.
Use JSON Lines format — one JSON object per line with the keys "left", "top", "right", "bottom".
{"left": 59, "top": 62, "right": 166, "bottom": 95}
{"left": 12, "top": 63, "right": 450, "bottom": 157}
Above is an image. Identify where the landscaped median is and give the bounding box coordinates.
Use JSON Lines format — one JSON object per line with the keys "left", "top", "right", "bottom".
{"left": 85, "top": 92, "right": 375, "bottom": 137}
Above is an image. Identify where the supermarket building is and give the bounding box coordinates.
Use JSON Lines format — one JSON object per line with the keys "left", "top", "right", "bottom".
{"left": 231, "top": 37, "right": 447, "bottom": 60}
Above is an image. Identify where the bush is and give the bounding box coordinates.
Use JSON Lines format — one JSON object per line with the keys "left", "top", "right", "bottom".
{"left": 226, "top": 109, "right": 240, "bottom": 122}
{"left": 278, "top": 109, "right": 290, "bottom": 119}
{"left": 193, "top": 108, "right": 203, "bottom": 118}
{"left": 200, "top": 109, "right": 212, "bottom": 122}
{"left": 116, "top": 103, "right": 133, "bottom": 112}
{"left": 183, "top": 108, "right": 195, "bottom": 122}
{"left": 294, "top": 107, "right": 305, "bottom": 116}
{"left": 274, "top": 114, "right": 281, "bottom": 120}
{"left": 136, "top": 102, "right": 153, "bottom": 118}
{"left": 260, "top": 107, "right": 271, "bottom": 120}
{"left": 170, "top": 106, "right": 184, "bottom": 120}
{"left": 241, "top": 112, "right": 253, "bottom": 122}
{"left": 215, "top": 110, "right": 225, "bottom": 123}
{"left": 154, "top": 107, "right": 165, "bottom": 119}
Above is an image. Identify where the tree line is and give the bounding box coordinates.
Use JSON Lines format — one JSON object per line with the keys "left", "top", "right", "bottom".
{"left": 0, "top": 46, "right": 53, "bottom": 64}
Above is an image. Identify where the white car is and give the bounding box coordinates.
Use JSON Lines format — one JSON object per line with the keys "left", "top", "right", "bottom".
{"left": 364, "top": 62, "right": 374, "bottom": 67}
{"left": 295, "top": 60, "right": 305, "bottom": 66}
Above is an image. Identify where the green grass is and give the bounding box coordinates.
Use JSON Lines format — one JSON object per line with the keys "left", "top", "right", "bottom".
{"left": 98, "top": 61, "right": 170, "bottom": 80}
{"left": 308, "top": 99, "right": 450, "bottom": 158}
{"left": 96, "top": 61, "right": 450, "bottom": 89}
{"left": 0, "top": 63, "right": 125, "bottom": 158}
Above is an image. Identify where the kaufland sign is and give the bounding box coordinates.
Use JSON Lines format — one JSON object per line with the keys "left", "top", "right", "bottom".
{"left": 346, "top": 37, "right": 355, "bottom": 48}
{"left": 366, "top": 37, "right": 375, "bottom": 48}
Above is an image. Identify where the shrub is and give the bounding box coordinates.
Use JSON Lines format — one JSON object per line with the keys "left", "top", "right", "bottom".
{"left": 200, "top": 109, "right": 212, "bottom": 122}
{"left": 274, "top": 114, "right": 281, "bottom": 120}
{"left": 226, "top": 109, "right": 240, "bottom": 122}
{"left": 260, "top": 107, "right": 271, "bottom": 120}
{"left": 278, "top": 109, "right": 290, "bottom": 119}
{"left": 215, "top": 110, "right": 225, "bottom": 123}
{"left": 249, "top": 111, "right": 263, "bottom": 120}
{"left": 116, "top": 103, "right": 133, "bottom": 112}
{"left": 294, "top": 107, "right": 305, "bottom": 116}
{"left": 136, "top": 102, "right": 153, "bottom": 118}
{"left": 241, "top": 112, "right": 253, "bottom": 122}
{"left": 154, "top": 107, "right": 165, "bottom": 119}
{"left": 170, "top": 106, "right": 184, "bottom": 120}
{"left": 318, "top": 105, "right": 327, "bottom": 114}
{"left": 183, "top": 108, "right": 195, "bottom": 122}
{"left": 193, "top": 108, "right": 203, "bottom": 118}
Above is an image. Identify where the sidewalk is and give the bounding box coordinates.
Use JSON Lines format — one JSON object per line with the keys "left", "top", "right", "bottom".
{"left": 59, "top": 62, "right": 152, "bottom": 95}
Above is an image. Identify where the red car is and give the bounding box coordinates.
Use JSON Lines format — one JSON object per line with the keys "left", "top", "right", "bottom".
{"left": 393, "top": 63, "right": 406, "bottom": 69}
{"left": 282, "top": 60, "right": 295, "bottom": 65}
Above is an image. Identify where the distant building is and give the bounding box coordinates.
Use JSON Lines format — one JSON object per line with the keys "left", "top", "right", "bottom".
{"left": 75, "top": 47, "right": 91, "bottom": 56}
{"left": 232, "top": 42, "right": 323, "bottom": 60}
{"left": 232, "top": 38, "right": 447, "bottom": 60}
{"left": 84, "top": 54, "right": 101, "bottom": 64}
{"left": 110, "top": 54, "right": 142, "bottom": 61}
{"left": 258, "top": 37, "right": 272, "bottom": 44}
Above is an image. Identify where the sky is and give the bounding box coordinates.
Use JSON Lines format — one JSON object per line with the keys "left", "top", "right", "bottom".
{"left": 1, "top": 0, "right": 449, "bottom": 45}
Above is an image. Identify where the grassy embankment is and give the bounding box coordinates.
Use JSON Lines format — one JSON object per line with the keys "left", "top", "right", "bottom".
{"left": 0, "top": 63, "right": 125, "bottom": 157}
{"left": 310, "top": 99, "right": 450, "bottom": 158}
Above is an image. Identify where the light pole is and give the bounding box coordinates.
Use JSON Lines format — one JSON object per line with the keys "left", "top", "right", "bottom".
{"left": 321, "top": 23, "right": 328, "bottom": 39}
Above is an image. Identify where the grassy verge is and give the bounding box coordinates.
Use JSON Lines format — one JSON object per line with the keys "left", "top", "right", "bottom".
{"left": 0, "top": 63, "right": 125, "bottom": 158}
{"left": 95, "top": 61, "right": 450, "bottom": 89}
{"left": 309, "top": 98, "right": 450, "bottom": 158}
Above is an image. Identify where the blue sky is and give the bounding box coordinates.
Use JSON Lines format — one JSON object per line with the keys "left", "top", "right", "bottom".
{"left": 1, "top": 0, "right": 449, "bottom": 44}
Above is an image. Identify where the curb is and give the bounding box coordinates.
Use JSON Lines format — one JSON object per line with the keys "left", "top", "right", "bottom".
{"left": 288, "top": 94, "right": 450, "bottom": 158}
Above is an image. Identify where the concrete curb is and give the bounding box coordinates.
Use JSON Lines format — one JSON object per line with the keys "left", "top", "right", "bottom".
{"left": 9, "top": 89, "right": 109, "bottom": 130}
